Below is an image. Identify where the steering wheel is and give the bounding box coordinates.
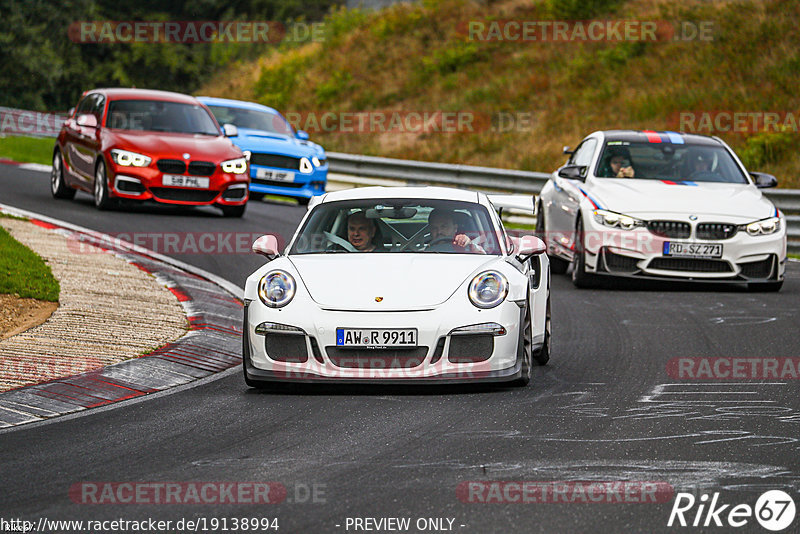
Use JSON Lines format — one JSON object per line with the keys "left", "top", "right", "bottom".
{"left": 323, "top": 231, "right": 357, "bottom": 252}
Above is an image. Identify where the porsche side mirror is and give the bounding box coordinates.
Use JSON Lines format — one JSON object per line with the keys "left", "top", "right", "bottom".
{"left": 750, "top": 171, "right": 777, "bottom": 188}
{"left": 76, "top": 114, "right": 98, "bottom": 128}
{"left": 223, "top": 123, "right": 239, "bottom": 137}
{"left": 558, "top": 165, "right": 586, "bottom": 181}
{"left": 252, "top": 235, "right": 280, "bottom": 260}
{"left": 516, "top": 234, "right": 546, "bottom": 262}
{"left": 563, "top": 146, "right": 574, "bottom": 155}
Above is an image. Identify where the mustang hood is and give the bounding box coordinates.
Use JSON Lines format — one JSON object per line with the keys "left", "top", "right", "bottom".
{"left": 290, "top": 255, "right": 495, "bottom": 310}
{"left": 234, "top": 128, "right": 325, "bottom": 157}
{"left": 588, "top": 179, "right": 775, "bottom": 221}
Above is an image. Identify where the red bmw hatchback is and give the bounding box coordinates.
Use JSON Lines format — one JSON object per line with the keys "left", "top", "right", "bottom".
{"left": 52, "top": 88, "right": 249, "bottom": 217}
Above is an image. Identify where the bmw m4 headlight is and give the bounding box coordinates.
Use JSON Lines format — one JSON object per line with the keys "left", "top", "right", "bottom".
{"left": 311, "top": 156, "right": 321, "bottom": 167}
{"left": 110, "top": 149, "right": 151, "bottom": 167}
{"left": 593, "top": 209, "right": 644, "bottom": 230}
{"left": 299, "top": 157, "right": 314, "bottom": 174}
{"left": 468, "top": 271, "right": 508, "bottom": 309}
{"left": 742, "top": 216, "right": 781, "bottom": 236}
{"left": 221, "top": 157, "right": 248, "bottom": 174}
{"left": 258, "top": 271, "right": 296, "bottom": 308}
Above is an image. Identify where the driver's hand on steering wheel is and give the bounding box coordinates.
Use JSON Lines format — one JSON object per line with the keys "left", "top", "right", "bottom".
{"left": 453, "top": 233, "right": 472, "bottom": 248}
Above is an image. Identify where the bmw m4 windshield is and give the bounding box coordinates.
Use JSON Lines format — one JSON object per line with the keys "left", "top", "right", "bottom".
{"left": 107, "top": 100, "right": 220, "bottom": 135}
{"left": 205, "top": 105, "right": 295, "bottom": 136}
{"left": 596, "top": 141, "right": 749, "bottom": 184}
{"left": 290, "top": 199, "right": 503, "bottom": 255}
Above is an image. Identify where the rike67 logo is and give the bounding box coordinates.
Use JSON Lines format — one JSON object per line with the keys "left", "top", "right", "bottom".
{"left": 668, "top": 490, "right": 796, "bottom": 531}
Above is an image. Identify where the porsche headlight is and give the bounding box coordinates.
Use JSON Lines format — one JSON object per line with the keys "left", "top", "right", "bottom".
{"left": 110, "top": 149, "right": 151, "bottom": 167}
{"left": 258, "top": 271, "right": 296, "bottom": 308}
{"left": 468, "top": 271, "right": 508, "bottom": 309}
{"left": 221, "top": 157, "right": 248, "bottom": 174}
{"left": 742, "top": 216, "right": 781, "bottom": 236}
{"left": 299, "top": 157, "right": 313, "bottom": 174}
{"left": 593, "top": 209, "right": 643, "bottom": 230}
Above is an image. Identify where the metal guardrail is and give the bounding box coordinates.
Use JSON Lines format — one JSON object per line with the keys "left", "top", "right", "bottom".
{"left": 327, "top": 152, "right": 800, "bottom": 253}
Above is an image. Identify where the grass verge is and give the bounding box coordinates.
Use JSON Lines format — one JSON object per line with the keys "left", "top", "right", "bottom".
{"left": 0, "top": 136, "right": 54, "bottom": 166}
{"left": 0, "top": 225, "right": 60, "bottom": 301}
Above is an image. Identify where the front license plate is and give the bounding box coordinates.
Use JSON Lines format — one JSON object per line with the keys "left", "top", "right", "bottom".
{"left": 663, "top": 242, "right": 723, "bottom": 258}
{"left": 336, "top": 328, "right": 417, "bottom": 348}
{"left": 255, "top": 168, "right": 295, "bottom": 182}
{"left": 162, "top": 174, "right": 210, "bottom": 188}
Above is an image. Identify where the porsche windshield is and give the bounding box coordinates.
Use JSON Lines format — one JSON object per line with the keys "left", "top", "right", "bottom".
{"left": 290, "top": 199, "right": 503, "bottom": 255}
{"left": 206, "top": 105, "right": 294, "bottom": 136}
{"left": 107, "top": 100, "right": 220, "bottom": 135}
{"left": 595, "top": 141, "right": 749, "bottom": 184}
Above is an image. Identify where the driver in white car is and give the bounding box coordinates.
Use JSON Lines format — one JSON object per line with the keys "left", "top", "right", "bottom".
{"left": 427, "top": 209, "right": 485, "bottom": 253}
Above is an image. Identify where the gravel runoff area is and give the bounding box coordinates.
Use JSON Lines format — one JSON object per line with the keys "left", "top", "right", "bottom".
{"left": 0, "top": 218, "right": 188, "bottom": 391}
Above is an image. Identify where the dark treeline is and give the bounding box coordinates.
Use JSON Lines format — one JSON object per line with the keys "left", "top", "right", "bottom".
{"left": 0, "top": 0, "right": 342, "bottom": 111}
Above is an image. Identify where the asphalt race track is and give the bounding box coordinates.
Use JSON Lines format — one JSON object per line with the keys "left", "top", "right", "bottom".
{"left": 1, "top": 163, "right": 799, "bottom": 533}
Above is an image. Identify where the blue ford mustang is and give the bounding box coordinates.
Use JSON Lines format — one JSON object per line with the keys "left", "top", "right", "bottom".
{"left": 197, "top": 97, "right": 328, "bottom": 205}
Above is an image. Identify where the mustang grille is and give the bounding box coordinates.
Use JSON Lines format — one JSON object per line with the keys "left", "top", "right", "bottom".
{"left": 646, "top": 220, "right": 691, "bottom": 238}
{"left": 249, "top": 153, "right": 301, "bottom": 170}
{"left": 251, "top": 178, "right": 303, "bottom": 188}
{"left": 648, "top": 258, "right": 733, "bottom": 273}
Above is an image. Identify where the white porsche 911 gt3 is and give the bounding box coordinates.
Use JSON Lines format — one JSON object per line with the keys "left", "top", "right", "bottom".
{"left": 243, "top": 186, "right": 551, "bottom": 387}
{"left": 537, "top": 130, "right": 786, "bottom": 291}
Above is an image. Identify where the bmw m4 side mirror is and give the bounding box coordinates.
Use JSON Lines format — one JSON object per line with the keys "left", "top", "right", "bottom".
{"left": 296, "top": 130, "right": 310, "bottom": 140}
{"left": 557, "top": 165, "right": 586, "bottom": 181}
{"left": 252, "top": 235, "right": 280, "bottom": 260}
{"left": 750, "top": 171, "right": 777, "bottom": 188}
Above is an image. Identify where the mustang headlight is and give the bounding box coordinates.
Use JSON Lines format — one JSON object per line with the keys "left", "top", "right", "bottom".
{"left": 299, "top": 157, "right": 313, "bottom": 174}
{"left": 110, "top": 149, "right": 151, "bottom": 167}
{"left": 593, "top": 209, "right": 643, "bottom": 230}
{"left": 468, "top": 271, "right": 508, "bottom": 309}
{"left": 258, "top": 271, "right": 296, "bottom": 308}
{"left": 742, "top": 216, "right": 781, "bottom": 236}
{"left": 221, "top": 157, "right": 248, "bottom": 174}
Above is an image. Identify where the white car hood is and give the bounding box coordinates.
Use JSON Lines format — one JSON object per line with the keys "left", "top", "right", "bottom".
{"left": 587, "top": 179, "right": 775, "bottom": 221}
{"left": 289, "top": 254, "right": 496, "bottom": 310}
